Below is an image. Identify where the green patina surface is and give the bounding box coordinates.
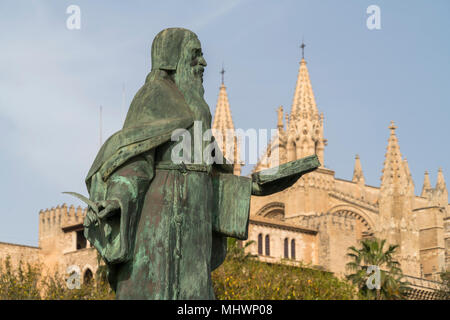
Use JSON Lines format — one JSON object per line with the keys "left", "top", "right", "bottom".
{"left": 77, "top": 28, "right": 319, "bottom": 300}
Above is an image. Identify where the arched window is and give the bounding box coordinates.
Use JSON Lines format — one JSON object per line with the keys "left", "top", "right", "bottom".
{"left": 265, "top": 235, "right": 270, "bottom": 256}
{"left": 284, "top": 238, "right": 289, "bottom": 258}
{"left": 291, "top": 239, "right": 296, "bottom": 260}
{"left": 257, "top": 234, "right": 263, "bottom": 255}
{"left": 256, "top": 202, "right": 285, "bottom": 220}
{"left": 83, "top": 269, "right": 93, "bottom": 284}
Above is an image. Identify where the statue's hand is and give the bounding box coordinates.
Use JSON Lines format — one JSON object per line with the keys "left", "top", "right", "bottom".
{"left": 84, "top": 209, "right": 98, "bottom": 227}
{"left": 96, "top": 200, "right": 121, "bottom": 219}
{"left": 84, "top": 200, "right": 121, "bottom": 227}
{"left": 251, "top": 182, "right": 263, "bottom": 196}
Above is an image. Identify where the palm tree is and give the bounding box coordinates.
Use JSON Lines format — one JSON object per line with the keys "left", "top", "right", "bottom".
{"left": 438, "top": 271, "right": 450, "bottom": 300}
{"left": 226, "top": 238, "right": 256, "bottom": 262}
{"left": 346, "top": 238, "right": 411, "bottom": 300}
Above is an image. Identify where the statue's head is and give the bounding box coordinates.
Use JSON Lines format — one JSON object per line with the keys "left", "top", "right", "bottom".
{"left": 151, "top": 28, "right": 207, "bottom": 95}
{"left": 122, "top": 28, "right": 210, "bottom": 132}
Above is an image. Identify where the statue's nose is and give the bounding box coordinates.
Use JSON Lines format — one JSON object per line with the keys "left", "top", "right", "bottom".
{"left": 199, "top": 56, "right": 207, "bottom": 67}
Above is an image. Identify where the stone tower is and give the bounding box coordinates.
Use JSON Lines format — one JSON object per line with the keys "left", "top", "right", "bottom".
{"left": 212, "top": 68, "right": 241, "bottom": 175}
{"left": 253, "top": 50, "right": 327, "bottom": 172}
{"left": 286, "top": 57, "right": 326, "bottom": 165}
{"left": 378, "top": 121, "right": 420, "bottom": 276}
{"left": 418, "top": 168, "right": 448, "bottom": 279}
{"left": 253, "top": 47, "right": 334, "bottom": 217}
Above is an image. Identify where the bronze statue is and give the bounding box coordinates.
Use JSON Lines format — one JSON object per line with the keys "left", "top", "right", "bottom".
{"left": 69, "top": 28, "right": 319, "bottom": 299}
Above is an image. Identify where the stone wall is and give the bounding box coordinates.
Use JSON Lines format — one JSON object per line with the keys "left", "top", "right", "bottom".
{"left": 61, "top": 247, "right": 99, "bottom": 282}
{"left": 0, "top": 242, "right": 42, "bottom": 268}
{"left": 416, "top": 206, "right": 447, "bottom": 280}
{"left": 295, "top": 212, "right": 357, "bottom": 276}
{"left": 245, "top": 217, "right": 318, "bottom": 266}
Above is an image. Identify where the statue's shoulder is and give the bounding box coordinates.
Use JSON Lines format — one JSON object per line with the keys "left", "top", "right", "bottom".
{"left": 126, "top": 75, "right": 191, "bottom": 124}
{"left": 85, "top": 74, "right": 194, "bottom": 187}
{"left": 140, "top": 73, "right": 185, "bottom": 103}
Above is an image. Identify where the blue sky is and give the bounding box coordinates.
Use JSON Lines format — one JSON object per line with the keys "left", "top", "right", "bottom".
{"left": 0, "top": 0, "right": 449, "bottom": 246}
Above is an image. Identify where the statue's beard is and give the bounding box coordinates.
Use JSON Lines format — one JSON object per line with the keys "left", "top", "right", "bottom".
{"left": 174, "top": 64, "right": 206, "bottom": 108}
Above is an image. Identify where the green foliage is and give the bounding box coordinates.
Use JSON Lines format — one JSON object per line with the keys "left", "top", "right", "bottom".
{"left": 212, "top": 239, "right": 357, "bottom": 300}
{"left": 225, "top": 238, "right": 257, "bottom": 262}
{"left": 346, "top": 238, "right": 411, "bottom": 300}
{"left": 41, "top": 270, "right": 114, "bottom": 300}
{"left": 0, "top": 256, "right": 40, "bottom": 300}
{"left": 0, "top": 256, "right": 114, "bottom": 300}
{"left": 3, "top": 237, "right": 419, "bottom": 301}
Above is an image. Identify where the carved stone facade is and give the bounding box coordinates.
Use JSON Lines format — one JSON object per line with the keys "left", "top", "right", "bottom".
{"left": 243, "top": 55, "right": 449, "bottom": 286}
{"left": 209, "top": 53, "right": 448, "bottom": 295}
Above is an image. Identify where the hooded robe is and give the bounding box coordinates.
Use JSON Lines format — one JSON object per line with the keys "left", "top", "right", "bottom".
{"left": 84, "top": 28, "right": 235, "bottom": 299}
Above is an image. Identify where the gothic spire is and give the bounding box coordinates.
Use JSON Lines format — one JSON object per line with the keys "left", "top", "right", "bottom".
{"left": 421, "top": 171, "right": 431, "bottom": 197}
{"left": 212, "top": 70, "right": 240, "bottom": 175}
{"left": 212, "top": 70, "right": 234, "bottom": 132}
{"left": 277, "top": 106, "right": 284, "bottom": 130}
{"left": 433, "top": 167, "right": 448, "bottom": 206}
{"left": 291, "top": 52, "right": 318, "bottom": 117}
{"left": 403, "top": 157, "right": 413, "bottom": 181}
{"left": 254, "top": 43, "right": 325, "bottom": 170}
{"left": 436, "top": 167, "right": 447, "bottom": 191}
{"left": 352, "top": 154, "right": 365, "bottom": 185}
{"left": 285, "top": 43, "right": 325, "bottom": 165}
{"left": 380, "top": 121, "right": 409, "bottom": 191}
{"left": 403, "top": 157, "right": 415, "bottom": 195}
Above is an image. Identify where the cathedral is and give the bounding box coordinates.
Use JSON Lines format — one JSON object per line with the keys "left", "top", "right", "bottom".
{"left": 212, "top": 48, "right": 449, "bottom": 291}
{"left": 0, "top": 46, "right": 448, "bottom": 298}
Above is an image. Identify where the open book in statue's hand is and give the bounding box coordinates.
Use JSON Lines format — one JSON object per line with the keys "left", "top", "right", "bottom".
{"left": 251, "top": 154, "right": 321, "bottom": 196}
{"left": 211, "top": 154, "right": 320, "bottom": 240}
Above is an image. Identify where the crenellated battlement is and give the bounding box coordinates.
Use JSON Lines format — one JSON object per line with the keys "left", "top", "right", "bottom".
{"left": 39, "top": 204, "right": 87, "bottom": 239}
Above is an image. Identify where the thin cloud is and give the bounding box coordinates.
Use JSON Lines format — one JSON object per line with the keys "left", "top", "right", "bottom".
{"left": 189, "top": 0, "right": 247, "bottom": 31}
